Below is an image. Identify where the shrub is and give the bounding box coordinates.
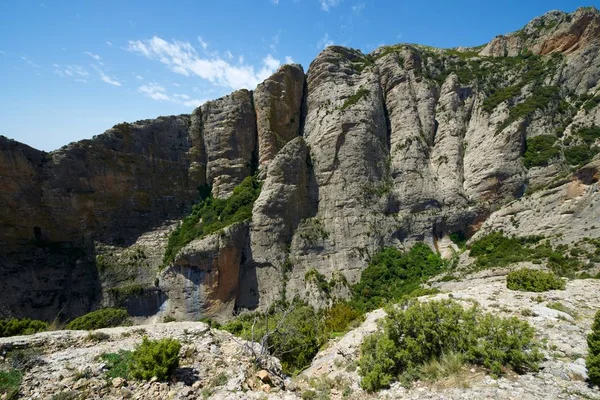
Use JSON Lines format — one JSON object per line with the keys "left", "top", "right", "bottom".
{"left": 100, "top": 350, "right": 134, "bottom": 379}
{"left": 523, "top": 135, "right": 560, "bottom": 168}
{"left": 506, "top": 269, "right": 565, "bottom": 292}
{"left": 66, "top": 308, "right": 130, "bottom": 330}
{"left": 223, "top": 304, "right": 322, "bottom": 375}
{"left": 352, "top": 244, "right": 443, "bottom": 312}
{"left": 564, "top": 145, "right": 598, "bottom": 166}
{"left": 588, "top": 311, "right": 600, "bottom": 386}
{"left": 129, "top": 337, "right": 181, "bottom": 381}
{"left": 163, "top": 175, "right": 261, "bottom": 264}
{"left": 0, "top": 318, "right": 48, "bottom": 338}
{"left": 358, "top": 300, "right": 541, "bottom": 391}
{"left": 0, "top": 369, "right": 22, "bottom": 399}
{"left": 323, "top": 302, "right": 361, "bottom": 335}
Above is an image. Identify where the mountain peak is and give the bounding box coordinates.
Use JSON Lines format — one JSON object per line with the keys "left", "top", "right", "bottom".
{"left": 480, "top": 6, "right": 600, "bottom": 57}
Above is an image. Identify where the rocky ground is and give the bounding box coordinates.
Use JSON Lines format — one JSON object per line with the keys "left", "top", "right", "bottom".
{"left": 2, "top": 273, "right": 600, "bottom": 399}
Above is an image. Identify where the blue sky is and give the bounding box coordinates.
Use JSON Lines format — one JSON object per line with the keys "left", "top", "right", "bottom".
{"left": 0, "top": 0, "right": 595, "bottom": 151}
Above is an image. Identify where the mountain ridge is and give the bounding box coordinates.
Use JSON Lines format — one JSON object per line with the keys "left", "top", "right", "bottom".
{"left": 1, "top": 6, "right": 599, "bottom": 323}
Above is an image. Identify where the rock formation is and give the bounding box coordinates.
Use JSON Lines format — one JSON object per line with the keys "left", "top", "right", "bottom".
{"left": 1, "top": 7, "right": 600, "bottom": 322}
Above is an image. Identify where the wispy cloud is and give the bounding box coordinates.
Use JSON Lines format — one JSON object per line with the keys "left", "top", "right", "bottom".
{"left": 270, "top": 30, "right": 281, "bottom": 52}
{"left": 272, "top": 0, "right": 279, "bottom": 4}
{"left": 320, "top": 0, "right": 341, "bottom": 11}
{"left": 21, "top": 56, "right": 40, "bottom": 68}
{"left": 285, "top": 56, "right": 295, "bottom": 64}
{"left": 138, "top": 82, "right": 205, "bottom": 107}
{"left": 53, "top": 64, "right": 89, "bottom": 82}
{"left": 0, "top": 50, "right": 6, "bottom": 56}
{"left": 106, "top": 41, "right": 113, "bottom": 47}
{"left": 127, "top": 36, "right": 282, "bottom": 90}
{"left": 197, "top": 36, "right": 208, "bottom": 50}
{"left": 84, "top": 51, "right": 101, "bottom": 60}
{"left": 317, "top": 33, "right": 334, "bottom": 49}
{"left": 351, "top": 2, "right": 365, "bottom": 14}
{"left": 93, "top": 66, "right": 121, "bottom": 86}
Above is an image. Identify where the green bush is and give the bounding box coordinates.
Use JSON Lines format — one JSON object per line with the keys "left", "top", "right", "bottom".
{"left": 506, "top": 269, "right": 565, "bottom": 292}
{"left": 323, "top": 302, "right": 361, "bottom": 335}
{"left": 0, "top": 369, "right": 22, "bottom": 399}
{"left": 564, "top": 145, "right": 598, "bottom": 166}
{"left": 588, "top": 310, "right": 600, "bottom": 386}
{"left": 129, "top": 337, "right": 181, "bottom": 381}
{"left": 66, "top": 308, "right": 130, "bottom": 330}
{"left": 358, "top": 300, "right": 541, "bottom": 391}
{"left": 0, "top": 318, "right": 48, "bottom": 338}
{"left": 352, "top": 243, "right": 444, "bottom": 312}
{"left": 523, "top": 135, "right": 560, "bottom": 168}
{"left": 340, "top": 88, "right": 370, "bottom": 111}
{"left": 223, "top": 303, "right": 323, "bottom": 375}
{"left": 163, "top": 175, "right": 261, "bottom": 264}
{"left": 100, "top": 350, "right": 134, "bottom": 379}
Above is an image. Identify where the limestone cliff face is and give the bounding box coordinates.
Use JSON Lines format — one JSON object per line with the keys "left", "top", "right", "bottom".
{"left": 1, "top": 7, "right": 600, "bottom": 321}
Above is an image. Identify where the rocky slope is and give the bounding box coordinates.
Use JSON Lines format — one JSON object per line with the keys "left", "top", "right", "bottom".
{"left": 1, "top": 7, "right": 600, "bottom": 322}
{"left": 1, "top": 274, "right": 599, "bottom": 399}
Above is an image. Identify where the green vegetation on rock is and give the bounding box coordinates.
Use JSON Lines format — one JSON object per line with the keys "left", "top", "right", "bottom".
{"left": 129, "top": 337, "right": 181, "bottom": 381}
{"left": 588, "top": 310, "right": 600, "bottom": 386}
{"left": 100, "top": 337, "right": 181, "bottom": 382}
{"left": 0, "top": 318, "right": 48, "bottom": 338}
{"left": 358, "top": 300, "right": 541, "bottom": 391}
{"left": 340, "top": 88, "right": 370, "bottom": 111}
{"left": 352, "top": 243, "right": 444, "bottom": 312}
{"left": 163, "top": 175, "right": 261, "bottom": 264}
{"left": 523, "top": 135, "right": 560, "bottom": 168}
{"left": 66, "top": 308, "right": 130, "bottom": 331}
{"left": 506, "top": 269, "right": 565, "bottom": 292}
{"left": 0, "top": 369, "right": 22, "bottom": 399}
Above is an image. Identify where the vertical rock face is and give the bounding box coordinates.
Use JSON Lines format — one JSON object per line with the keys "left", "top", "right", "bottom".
{"left": 254, "top": 64, "right": 306, "bottom": 175}
{"left": 159, "top": 223, "right": 248, "bottom": 322}
{"left": 241, "top": 137, "right": 313, "bottom": 308}
{"left": 284, "top": 46, "right": 389, "bottom": 300}
{"left": 2, "top": 7, "right": 600, "bottom": 321}
{"left": 201, "top": 90, "right": 257, "bottom": 198}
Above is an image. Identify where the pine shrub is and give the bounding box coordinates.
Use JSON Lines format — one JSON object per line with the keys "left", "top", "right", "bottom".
{"left": 0, "top": 318, "right": 48, "bottom": 338}
{"left": 588, "top": 311, "right": 600, "bottom": 386}
{"left": 506, "top": 269, "right": 565, "bottom": 292}
{"left": 358, "top": 300, "right": 541, "bottom": 391}
{"left": 66, "top": 308, "right": 130, "bottom": 330}
{"left": 129, "top": 337, "right": 181, "bottom": 381}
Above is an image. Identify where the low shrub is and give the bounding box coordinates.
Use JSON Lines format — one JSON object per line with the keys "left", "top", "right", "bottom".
{"left": 129, "top": 337, "right": 181, "bottom": 381}
{"left": 100, "top": 350, "right": 134, "bottom": 379}
{"left": 506, "top": 269, "right": 565, "bottom": 292}
{"left": 66, "top": 308, "right": 130, "bottom": 331}
{"left": 587, "top": 310, "right": 600, "bottom": 386}
{"left": 0, "top": 318, "right": 48, "bottom": 338}
{"left": 0, "top": 369, "right": 22, "bottom": 399}
{"left": 358, "top": 300, "right": 541, "bottom": 391}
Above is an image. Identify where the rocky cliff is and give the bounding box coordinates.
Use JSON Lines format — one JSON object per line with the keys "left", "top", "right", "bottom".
{"left": 1, "top": 7, "right": 600, "bottom": 322}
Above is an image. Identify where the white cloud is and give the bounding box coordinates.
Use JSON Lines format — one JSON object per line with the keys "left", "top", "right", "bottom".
{"left": 21, "top": 56, "right": 40, "bottom": 68}
{"left": 270, "top": 30, "right": 281, "bottom": 52}
{"left": 320, "top": 0, "right": 341, "bottom": 11}
{"left": 225, "top": 50, "right": 234, "bottom": 60}
{"left": 285, "top": 56, "right": 295, "bottom": 64}
{"left": 317, "top": 33, "right": 334, "bottom": 49}
{"left": 133, "top": 73, "right": 144, "bottom": 80}
{"left": 84, "top": 51, "right": 101, "bottom": 60}
{"left": 127, "top": 36, "right": 281, "bottom": 90}
{"left": 138, "top": 82, "right": 206, "bottom": 108}
{"left": 93, "top": 66, "right": 121, "bottom": 86}
{"left": 0, "top": 50, "right": 6, "bottom": 55}
{"left": 53, "top": 64, "right": 89, "bottom": 79}
{"left": 138, "top": 82, "right": 170, "bottom": 101}
{"left": 173, "top": 82, "right": 180, "bottom": 87}
{"left": 351, "top": 3, "right": 365, "bottom": 14}
{"left": 272, "top": 0, "right": 279, "bottom": 4}
{"left": 106, "top": 41, "right": 113, "bottom": 46}
{"left": 197, "top": 36, "right": 208, "bottom": 50}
